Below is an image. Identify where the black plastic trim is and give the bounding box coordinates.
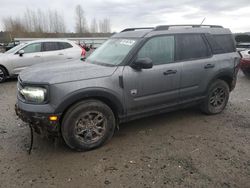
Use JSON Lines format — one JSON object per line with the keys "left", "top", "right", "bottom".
{"left": 54, "top": 88, "right": 125, "bottom": 116}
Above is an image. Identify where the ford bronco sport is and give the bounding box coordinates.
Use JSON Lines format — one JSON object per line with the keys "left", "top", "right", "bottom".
{"left": 16, "top": 25, "right": 240, "bottom": 151}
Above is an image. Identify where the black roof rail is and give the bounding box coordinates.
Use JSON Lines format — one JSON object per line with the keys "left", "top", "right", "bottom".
{"left": 154, "top": 25, "right": 223, "bottom": 31}
{"left": 121, "top": 27, "right": 154, "bottom": 32}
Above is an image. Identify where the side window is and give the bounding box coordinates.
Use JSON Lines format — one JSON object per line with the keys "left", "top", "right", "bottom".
{"left": 58, "top": 42, "right": 73, "bottom": 50}
{"left": 43, "top": 42, "right": 60, "bottom": 52}
{"left": 176, "top": 34, "right": 210, "bottom": 61}
{"left": 22, "top": 43, "right": 41, "bottom": 53}
{"left": 137, "top": 36, "right": 175, "bottom": 65}
{"left": 63, "top": 42, "right": 73, "bottom": 49}
{"left": 212, "top": 35, "right": 235, "bottom": 53}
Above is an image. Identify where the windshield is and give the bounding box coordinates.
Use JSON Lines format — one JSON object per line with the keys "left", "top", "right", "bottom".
{"left": 4, "top": 43, "right": 26, "bottom": 54}
{"left": 86, "top": 38, "right": 138, "bottom": 66}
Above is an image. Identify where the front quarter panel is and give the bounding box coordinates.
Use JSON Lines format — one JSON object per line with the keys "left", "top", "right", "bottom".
{"left": 0, "top": 54, "right": 16, "bottom": 76}
{"left": 49, "top": 66, "right": 125, "bottom": 116}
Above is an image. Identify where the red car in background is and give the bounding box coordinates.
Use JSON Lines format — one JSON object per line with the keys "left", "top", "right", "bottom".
{"left": 240, "top": 50, "right": 250, "bottom": 77}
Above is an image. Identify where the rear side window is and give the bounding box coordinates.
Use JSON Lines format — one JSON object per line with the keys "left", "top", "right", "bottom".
{"left": 206, "top": 34, "right": 236, "bottom": 54}
{"left": 42, "top": 42, "right": 60, "bottom": 51}
{"left": 176, "top": 34, "right": 210, "bottom": 61}
{"left": 58, "top": 42, "right": 73, "bottom": 50}
{"left": 137, "top": 36, "right": 175, "bottom": 65}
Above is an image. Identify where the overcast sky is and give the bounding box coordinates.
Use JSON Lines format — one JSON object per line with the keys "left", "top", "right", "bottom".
{"left": 0, "top": 0, "right": 250, "bottom": 33}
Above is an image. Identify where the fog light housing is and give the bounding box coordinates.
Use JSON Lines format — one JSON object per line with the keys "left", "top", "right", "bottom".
{"left": 49, "top": 116, "right": 58, "bottom": 121}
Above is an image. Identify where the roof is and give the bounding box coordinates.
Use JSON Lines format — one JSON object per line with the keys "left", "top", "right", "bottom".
{"left": 112, "top": 30, "right": 152, "bottom": 38}
{"left": 112, "top": 25, "right": 232, "bottom": 38}
{"left": 23, "top": 39, "right": 73, "bottom": 43}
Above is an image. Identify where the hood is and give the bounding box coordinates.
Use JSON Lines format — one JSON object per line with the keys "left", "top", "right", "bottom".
{"left": 0, "top": 53, "right": 7, "bottom": 57}
{"left": 0, "top": 53, "right": 12, "bottom": 58}
{"left": 19, "top": 59, "right": 118, "bottom": 84}
{"left": 0, "top": 53, "right": 9, "bottom": 63}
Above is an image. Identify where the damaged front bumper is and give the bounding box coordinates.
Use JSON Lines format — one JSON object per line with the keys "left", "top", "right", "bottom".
{"left": 15, "top": 103, "right": 61, "bottom": 137}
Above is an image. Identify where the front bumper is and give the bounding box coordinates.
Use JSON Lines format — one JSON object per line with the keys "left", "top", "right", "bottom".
{"left": 15, "top": 103, "right": 61, "bottom": 137}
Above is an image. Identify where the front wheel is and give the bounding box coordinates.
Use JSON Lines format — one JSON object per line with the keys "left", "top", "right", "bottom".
{"left": 0, "top": 67, "right": 7, "bottom": 83}
{"left": 200, "top": 80, "right": 229, "bottom": 115}
{"left": 61, "top": 100, "right": 116, "bottom": 151}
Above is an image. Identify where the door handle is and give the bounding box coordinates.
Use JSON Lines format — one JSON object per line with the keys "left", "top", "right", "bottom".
{"left": 163, "top": 70, "right": 177, "bottom": 75}
{"left": 58, "top": 53, "right": 64, "bottom": 55}
{"left": 204, "top": 64, "right": 215, "bottom": 69}
{"left": 34, "top": 56, "right": 40, "bottom": 58}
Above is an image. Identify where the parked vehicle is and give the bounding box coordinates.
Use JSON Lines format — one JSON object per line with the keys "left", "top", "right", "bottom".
{"left": 4, "top": 41, "right": 20, "bottom": 51}
{"left": 236, "top": 42, "right": 250, "bottom": 52}
{"left": 16, "top": 25, "right": 240, "bottom": 151}
{"left": 0, "top": 39, "right": 86, "bottom": 83}
{"left": 239, "top": 50, "right": 250, "bottom": 76}
{"left": 78, "top": 41, "right": 90, "bottom": 52}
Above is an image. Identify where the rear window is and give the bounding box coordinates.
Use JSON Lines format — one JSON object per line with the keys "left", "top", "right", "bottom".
{"left": 42, "top": 42, "right": 60, "bottom": 51}
{"left": 176, "top": 34, "right": 210, "bottom": 61}
{"left": 58, "top": 42, "right": 73, "bottom": 50}
{"left": 206, "top": 34, "right": 236, "bottom": 54}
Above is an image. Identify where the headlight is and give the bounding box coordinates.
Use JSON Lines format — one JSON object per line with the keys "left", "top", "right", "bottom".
{"left": 20, "top": 86, "right": 47, "bottom": 103}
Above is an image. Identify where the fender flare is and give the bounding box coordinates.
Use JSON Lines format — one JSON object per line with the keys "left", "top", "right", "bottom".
{"left": 207, "top": 70, "right": 234, "bottom": 91}
{"left": 54, "top": 88, "right": 125, "bottom": 117}
{"left": 0, "top": 64, "right": 9, "bottom": 76}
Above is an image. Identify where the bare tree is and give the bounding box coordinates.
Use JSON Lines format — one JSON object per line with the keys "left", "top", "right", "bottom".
{"left": 3, "top": 8, "right": 66, "bottom": 34}
{"left": 49, "top": 10, "right": 66, "bottom": 33}
{"left": 90, "top": 18, "right": 98, "bottom": 33}
{"left": 75, "top": 5, "right": 88, "bottom": 33}
{"left": 99, "top": 18, "right": 111, "bottom": 33}
{"left": 23, "top": 9, "right": 33, "bottom": 31}
{"left": 2, "top": 17, "right": 26, "bottom": 33}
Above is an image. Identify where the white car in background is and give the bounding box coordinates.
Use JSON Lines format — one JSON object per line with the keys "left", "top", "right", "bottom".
{"left": 236, "top": 42, "right": 250, "bottom": 52}
{"left": 0, "top": 39, "right": 86, "bottom": 83}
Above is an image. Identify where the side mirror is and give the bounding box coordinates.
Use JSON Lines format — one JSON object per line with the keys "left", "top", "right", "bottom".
{"left": 18, "top": 50, "right": 24, "bottom": 57}
{"left": 248, "top": 51, "right": 250, "bottom": 55}
{"left": 132, "top": 58, "right": 153, "bottom": 69}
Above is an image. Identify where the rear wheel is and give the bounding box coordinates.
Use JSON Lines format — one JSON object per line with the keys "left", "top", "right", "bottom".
{"left": 201, "top": 80, "right": 229, "bottom": 115}
{"left": 0, "top": 67, "right": 7, "bottom": 83}
{"left": 61, "top": 100, "right": 116, "bottom": 151}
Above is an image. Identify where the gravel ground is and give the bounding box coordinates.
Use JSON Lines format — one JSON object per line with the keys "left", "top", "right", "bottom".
{"left": 0, "top": 72, "right": 249, "bottom": 188}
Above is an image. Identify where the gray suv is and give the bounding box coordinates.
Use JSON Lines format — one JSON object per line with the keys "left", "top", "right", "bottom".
{"left": 16, "top": 25, "right": 240, "bottom": 151}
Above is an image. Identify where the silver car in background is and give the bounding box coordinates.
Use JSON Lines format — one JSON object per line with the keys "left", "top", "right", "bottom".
{"left": 0, "top": 39, "right": 85, "bottom": 83}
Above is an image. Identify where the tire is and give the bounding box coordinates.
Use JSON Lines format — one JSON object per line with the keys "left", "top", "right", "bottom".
{"left": 200, "top": 80, "right": 229, "bottom": 115}
{"left": 61, "top": 99, "right": 116, "bottom": 151}
{"left": 0, "top": 67, "right": 7, "bottom": 83}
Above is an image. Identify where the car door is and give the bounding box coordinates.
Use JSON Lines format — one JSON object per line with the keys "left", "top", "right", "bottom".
{"left": 123, "top": 35, "right": 181, "bottom": 114}
{"left": 176, "top": 34, "right": 217, "bottom": 101}
{"left": 11, "top": 42, "right": 43, "bottom": 74}
{"left": 42, "top": 42, "right": 67, "bottom": 62}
